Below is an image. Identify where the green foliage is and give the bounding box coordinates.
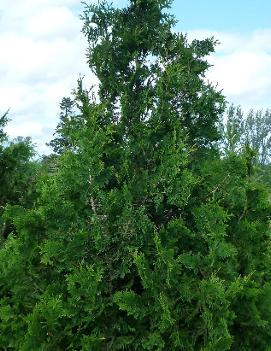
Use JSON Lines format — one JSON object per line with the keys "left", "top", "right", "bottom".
{"left": 246, "top": 109, "right": 271, "bottom": 165}
{"left": 0, "top": 129, "right": 38, "bottom": 241}
{"left": 48, "top": 97, "right": 79, "bottom": 155}
{"left": 0, "top": 1, "right": 270, "bottom": 350}
{"left": 221, "top": 105, "right": 271, "bottom": 165}
{"left": 0, "top": 137, "right": 36, "bottom": 206}
{"left": 220, "top": 105, "right": 245, "bottom": 154}
{"left": 0, "top": 110, "right": 9, "bottom": 143}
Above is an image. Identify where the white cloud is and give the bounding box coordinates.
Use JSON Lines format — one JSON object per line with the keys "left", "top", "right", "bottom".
{"left": 0, "top": 1, "right": 270, "bottom": 155}
{"left": 24, "top": 7, "right": 80, "bottom": 40}
{"left": 188, "top": 29, "right": 271, "bottom": 110}
{"left": 0, "top": 0, "right": 95, "bottom": 155}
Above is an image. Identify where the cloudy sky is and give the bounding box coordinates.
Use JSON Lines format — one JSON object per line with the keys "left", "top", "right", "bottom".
{"left": 0, "top": 0, "right": 270, "bottom": 154}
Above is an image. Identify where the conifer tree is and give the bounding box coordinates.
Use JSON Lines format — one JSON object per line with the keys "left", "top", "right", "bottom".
{"left": 48, "top": 97, "right": 77, "bottom": 154}
{"left": 0, "top": 1, "right": 270, "bottom": 350}
{"left": 0, "top": 110, "right": 8, "bottom": 143}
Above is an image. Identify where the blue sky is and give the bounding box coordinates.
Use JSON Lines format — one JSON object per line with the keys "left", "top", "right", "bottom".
{"left": 172, "top": 0, "right": 271, "bottom": 33}
{"left": 0, "top": 0, "right": 270, "bottom": 154}
{"left": 110, "top": 0, "right": 271, "bottom": 32}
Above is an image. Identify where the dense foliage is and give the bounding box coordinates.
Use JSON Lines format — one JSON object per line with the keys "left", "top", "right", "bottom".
{"left": 0, "top": 1, "right": 270, "bottom": 350}
{"left": 0, "top": 113, "right": 38, "bottom": 241}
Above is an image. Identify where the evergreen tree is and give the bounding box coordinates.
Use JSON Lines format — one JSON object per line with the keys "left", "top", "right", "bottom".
{"left": 0, "top": 110, "right": 8, "bottom": 143}
{"left": 0, "top": 1, "right": 270, "bottom": 350}
{"left": 0, "top": 113, "right": 38, "bottom": 241}
{"left": 48, "top": 97, "right": 75, "bottom": 154}
{"left": 48, "top": 96, "right": 83, "bottom": 155}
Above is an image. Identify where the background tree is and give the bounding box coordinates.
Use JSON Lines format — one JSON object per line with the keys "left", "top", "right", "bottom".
{"left": 219, "top": 104, "right": 245, "bottom": 154}
{"left": 221, "top": 105, "right": 271, "bottom": 189}
{"left": 47, "top": 96, "right": 75, "bottom": 154}
{"left": 245, "top": 108, "right": 271, "bottom": 165}
{"left": 0, "top": 111, "right": 38, "bottom": 241}
{"left": 0, "top": 110, "right": 8, "bottom": 143}
{"left": 221, "top": 105, "right": 271, "bottom": 165}
{"left": 0, "top": 140, "right": 37, "bottom": 239}
{"left": 48, "top": 96, "right": 86, "bottom": 155}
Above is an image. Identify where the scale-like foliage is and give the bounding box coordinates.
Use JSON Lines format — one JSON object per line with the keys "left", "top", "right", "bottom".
{"left": 0, "top": 1, "right": 270, "bottom": 350}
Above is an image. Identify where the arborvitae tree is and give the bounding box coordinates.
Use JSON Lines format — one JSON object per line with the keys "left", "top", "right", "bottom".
{"left": 0, "top": 1, "right": 270, "bottom": 350}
